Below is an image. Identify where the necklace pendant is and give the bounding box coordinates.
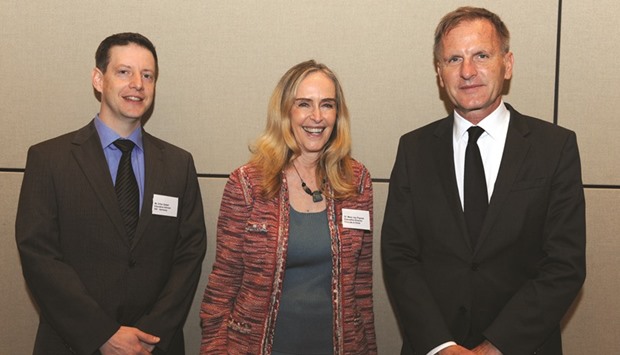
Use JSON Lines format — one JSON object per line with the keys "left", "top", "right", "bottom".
{"left": 312, "top": 191, "right": 323, "bottom": 203}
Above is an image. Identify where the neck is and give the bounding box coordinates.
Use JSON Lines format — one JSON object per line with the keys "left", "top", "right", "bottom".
{"left": 99, "top": 113, "right": 141, "bottom": 138}
{"left": 293, "top": 154, "right": 319, "bottom": 173}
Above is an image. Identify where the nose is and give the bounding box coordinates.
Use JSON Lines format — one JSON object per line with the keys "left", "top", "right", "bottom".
{"left": 460, "top": 58, "right": 477, "bottom": 80}
{"left": 310, "top": 105, "right": 322, "bottom": 122}
{"left": 129, "top": 73, "right": 143, "bottom": 90}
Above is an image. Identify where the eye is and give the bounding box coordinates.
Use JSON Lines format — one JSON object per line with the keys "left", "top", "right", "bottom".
{"left": 296, "top": 100, "right": 311, "bottom": 108}
{"left": 321, "top": 101, "right": 335, "bottom": 109}
{"left": 143, "top": 73, "right": 155, "bottom": 81}
{"left": 446, "top": 56, "right": 462, "bottom": 65}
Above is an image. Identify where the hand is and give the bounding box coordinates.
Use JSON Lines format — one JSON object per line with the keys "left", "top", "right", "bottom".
{"left": 100, "top": 326, "right": 160, "bottom": 355}
{"left": 472, "top": 340, "right": 503, "bottom": 355}
{"left": 439, "top": 345, "right": 476, "bottom": 355}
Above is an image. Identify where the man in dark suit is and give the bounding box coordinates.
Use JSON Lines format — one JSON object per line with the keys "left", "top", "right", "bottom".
{"left": 15, "top": 33, "right": 206, "bottom": 355}
{"left": 381, "top": 7, "right": 585, "bottom": 355}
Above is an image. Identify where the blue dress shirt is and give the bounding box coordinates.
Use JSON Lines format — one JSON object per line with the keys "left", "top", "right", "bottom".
{"left": 94, "top": 115, "right": 145, "bottom": 212}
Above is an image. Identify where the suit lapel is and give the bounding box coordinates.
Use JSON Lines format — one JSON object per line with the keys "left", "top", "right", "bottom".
{"left": 132, "top": 131, "right": 166, "bottom": 248}
{"left": 71, "top": 121, "right": 128, "bottom": 243}
{"left": 476, "top": 106, "right": 531, "bottom": 251}
{"left": 432, "top": 116, "right": 470, "bottom": 246}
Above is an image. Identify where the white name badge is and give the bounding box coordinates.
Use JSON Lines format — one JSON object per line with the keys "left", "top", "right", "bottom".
{"left": 342, "top": 208, "right": 371, "bottom": 230}
{"left": 152, "top": 194, "right": 179, "bottom": 217}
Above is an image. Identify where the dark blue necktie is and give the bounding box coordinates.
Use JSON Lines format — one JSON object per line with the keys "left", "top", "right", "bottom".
{"left": 464, "top": 126, "right": 488, "bottom": 247}
{"left": 113, "top": 139, "right": 139, "bottom": 244}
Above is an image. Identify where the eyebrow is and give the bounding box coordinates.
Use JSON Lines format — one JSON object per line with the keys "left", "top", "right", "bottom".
{"left": 294, "top": 98, "right": 336, "bottom": 102}
{"left": 115, "top": 64, "right": 155, "bottom": 72}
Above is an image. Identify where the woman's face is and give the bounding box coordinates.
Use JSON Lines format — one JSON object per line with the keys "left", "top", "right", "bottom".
{"left": 289, "top": 71, "right": 337, "bottom": 160}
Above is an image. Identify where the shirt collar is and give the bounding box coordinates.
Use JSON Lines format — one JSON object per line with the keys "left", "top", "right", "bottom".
{"left": 453, "top": 101, "right": 510, "bottom": 142}
{"left": 94, "top": 114, "right": 144, "bottom": 151}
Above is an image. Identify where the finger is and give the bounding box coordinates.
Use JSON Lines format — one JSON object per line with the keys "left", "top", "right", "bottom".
{"left": 135, "top": 330, "right": 160, "bottom": 345}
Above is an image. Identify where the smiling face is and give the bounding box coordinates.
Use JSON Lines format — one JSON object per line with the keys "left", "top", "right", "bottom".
{"left": 92, "top": 43, "right": 156, "bottom": 128}
{"left": 289, "top": 71, "right": 337, "bottom": 160}
{"left": 436, "top": 19, "right": 513, "bottom": 124}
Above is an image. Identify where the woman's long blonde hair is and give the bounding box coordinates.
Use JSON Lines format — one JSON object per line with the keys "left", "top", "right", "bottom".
{"left": 249, "top": 60, "right": 356, "bottom": 200}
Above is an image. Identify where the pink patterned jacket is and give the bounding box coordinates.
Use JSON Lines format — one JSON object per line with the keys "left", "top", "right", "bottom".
{"left": 200, "top": 160, "right": 377, "bottom": 354}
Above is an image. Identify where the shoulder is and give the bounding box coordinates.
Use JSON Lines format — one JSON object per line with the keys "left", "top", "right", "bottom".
{"left": 349, "top": 158, "right": 372, "bottom": 194}
{"left": 143, "top": 131, "right": 194, "bottom": 159}
{"left": 230, "top": 162, "right": 264, "bottom": 183}
{"left": 27, "top": 122, "right": 94, "bottom": 157}
{"left": 507, "top": 104, "right": 576, "bottom": 142}
{"left": 399, "top": 115, "right": 452, "bottom": 145}
{"left": 29, "top": 131, "right": 74, "bottom": 151}
{"left": 226, "top": 162, "right": 265, "bottom": 198}
{"left": 350, "top": 159, "right": 371, "bottom": 180}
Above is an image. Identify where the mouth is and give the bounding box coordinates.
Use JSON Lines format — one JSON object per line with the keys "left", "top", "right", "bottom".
{"left": 460, "top": 84, "right": 483, "bottom": 91}
{"left": 303, "top": 126, "right": 325, "bottom": 135}
{"left": 123, "top": 95, "right": 144, "bottom": 102}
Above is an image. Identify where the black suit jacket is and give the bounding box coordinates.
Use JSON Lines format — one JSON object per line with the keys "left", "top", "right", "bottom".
{"left": 16, "top": 121, "right": 207, "bottom": 355}
{"left": 381, "top": 104, "right": 585, "bottom": 355}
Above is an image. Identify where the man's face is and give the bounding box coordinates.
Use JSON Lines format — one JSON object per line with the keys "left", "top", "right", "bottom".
{"left": 92, "top": 43, "right": 156, "bottom": 124}
{"left": 436, "top": 19, "right": 513, "bottom": 123}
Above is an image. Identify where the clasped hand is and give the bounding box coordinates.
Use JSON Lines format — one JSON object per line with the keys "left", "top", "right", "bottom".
{"left": 100, "top": 326, "right": 160, "bottom": 355}
{"left": 439, "top": 341, "right": 502, "bottom": 355}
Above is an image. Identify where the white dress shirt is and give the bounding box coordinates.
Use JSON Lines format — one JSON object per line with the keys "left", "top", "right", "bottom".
{"left": 453, "top": 102, "right": 510, "bottom": 209}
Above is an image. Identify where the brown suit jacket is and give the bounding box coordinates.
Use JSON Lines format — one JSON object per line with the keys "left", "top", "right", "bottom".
{"left": 16, "top": 120, "right": 207, "bottom": 355}
{"left": 381, "top": 104, "right": 586, "bottom": 355}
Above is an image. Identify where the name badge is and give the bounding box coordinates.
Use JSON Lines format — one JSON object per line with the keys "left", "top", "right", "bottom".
{"left": 342, "top": 208, "right": 371, "bottom": 230}
{"left": 152, "top": 194, "right": 178, "bottom": 217}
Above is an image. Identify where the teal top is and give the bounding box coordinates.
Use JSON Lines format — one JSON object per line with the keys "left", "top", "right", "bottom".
{"left": 271, "top": 207, "right": 333, "bottom": 355}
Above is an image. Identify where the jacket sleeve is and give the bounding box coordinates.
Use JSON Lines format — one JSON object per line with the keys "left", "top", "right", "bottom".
{"left": 16, "top": 145, "right": 120, "bottom": 355}
{"left": 135, "top": 153, "right": 207, "bottom": 352}
{"left": 354, "top": 166, "right": 378, "bottom": 353}
{"left": 200, "top": 169, "right": 249, "bottom": 353}
{"left": 483, "top": 131, "right": 586, "bottom": 353}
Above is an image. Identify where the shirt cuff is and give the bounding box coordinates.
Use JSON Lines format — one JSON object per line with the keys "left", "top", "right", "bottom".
{"left": 427, "top": 341, "right": 457, "bottom": 355}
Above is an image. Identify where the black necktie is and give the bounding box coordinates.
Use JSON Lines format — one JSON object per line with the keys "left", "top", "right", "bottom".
{"left": 114, "top": 139, "right": 139, "bottom": 244}
{"left": 464, "top": 126, "right": 488, "bottom": 247}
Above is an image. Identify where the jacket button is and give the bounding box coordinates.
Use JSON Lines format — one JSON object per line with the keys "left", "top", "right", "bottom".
{"left": 471, "top": 262, "right": 479, "bottom": 271}
{"left": 129, "top": 259, "right": 137, "bottom": 267}
{"left": 459, "top": 306, "right": 467, "bottom": 314}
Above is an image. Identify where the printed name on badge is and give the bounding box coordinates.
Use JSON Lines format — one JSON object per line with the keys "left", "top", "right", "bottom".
{"left": 152, "top": 194, "right": 179, "bottom": 217}
{"left": 342, "top": 208, "right": 371, "bottom": 230}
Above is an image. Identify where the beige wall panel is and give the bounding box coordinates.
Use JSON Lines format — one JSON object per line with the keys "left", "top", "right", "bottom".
{"left": 558, "top": 1, "right": 620, "bottom": 184}
{"left": 2, "top": 1, "right": 558, "bottom": 180}
{"left": 561, "top": 189, "right": 620, "bottom": 354}
{"left": 0, "top": 174, "right": 38, "bottom": 354}
{"left": 369, "top": 182, "right": 402, "bottom": 354}
{"left": 184, "top": 177, "right": 227, "bottom": 354}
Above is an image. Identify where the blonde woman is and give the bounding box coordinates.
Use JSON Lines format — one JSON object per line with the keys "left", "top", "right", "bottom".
{"left": 200, "top": 60, "right": 376, "bottom": 355}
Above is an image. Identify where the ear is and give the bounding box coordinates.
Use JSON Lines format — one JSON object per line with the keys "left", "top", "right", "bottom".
{"left": 92, "top": 68, "right": 103, "bottom": 93}
{"left": 503, "top": 51, "right": 514, "bottom": 80}
{"left": 436, "top": 62, "right": 445, "bottom": 88}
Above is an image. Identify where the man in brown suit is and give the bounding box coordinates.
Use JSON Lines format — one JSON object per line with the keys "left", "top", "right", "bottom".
{"left": 16, "top": 32, "right": 206, "bottom": 355}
